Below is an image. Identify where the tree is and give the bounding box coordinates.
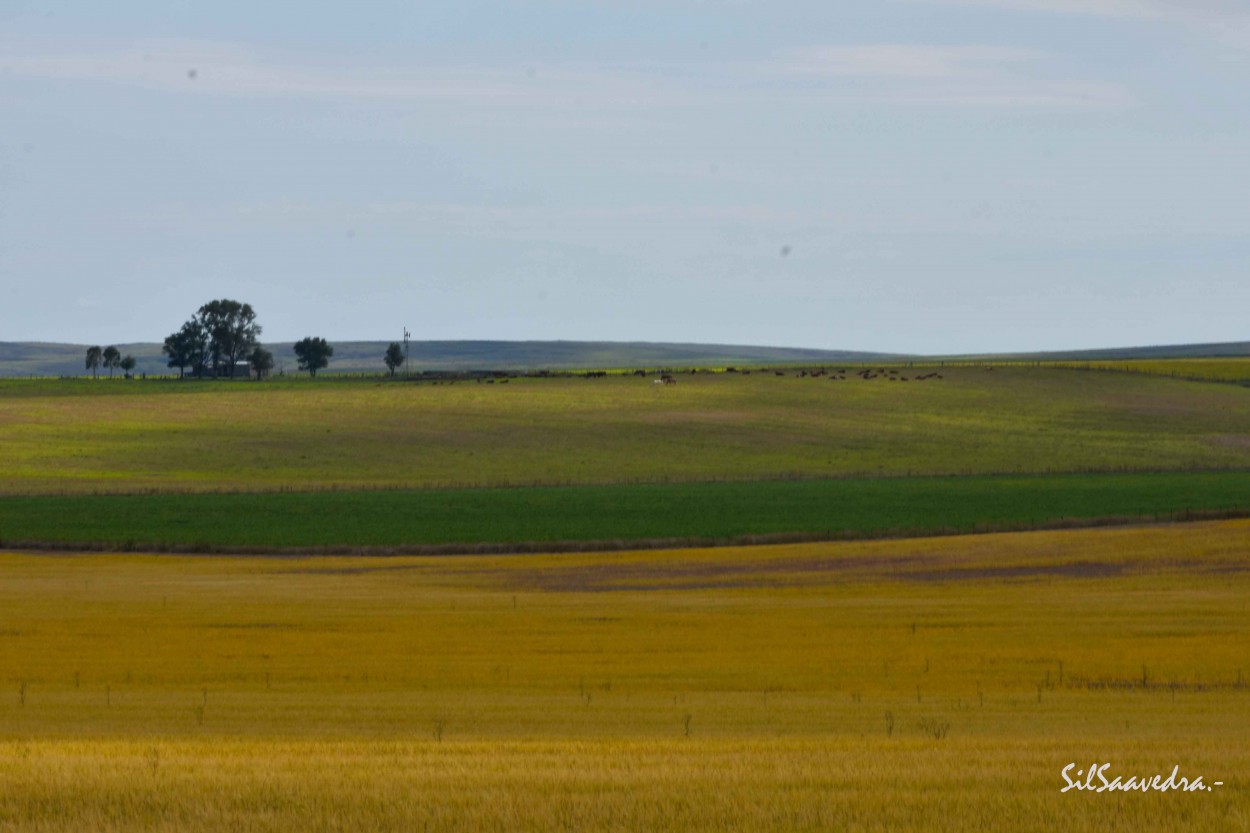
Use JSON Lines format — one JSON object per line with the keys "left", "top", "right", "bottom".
{"left": 248, "top": 346, "right": 274, "bottom": 381}
{"left": 102, "top": 346, "right": 121, "bottom": 379}
{"left": 197, "top": 299, "right": 261, "bottom": 377}
{"left": 163, "top": 318, "right": 210, "bottom": 379}
{"left": 384, "top": 342, "right": 405, "bottom": 376}
{"left": 85, "top": 346, "right": 102, "bottom": 378}
{"left": 120, "top": 355, "right": 136, "bottom": 378}
{"left": 293, "top": 337, "right": 333, "bottom": 378}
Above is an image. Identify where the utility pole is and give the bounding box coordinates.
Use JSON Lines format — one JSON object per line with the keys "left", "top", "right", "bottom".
{"left": 403, "top": 327, "right": 411, "bottom": 378}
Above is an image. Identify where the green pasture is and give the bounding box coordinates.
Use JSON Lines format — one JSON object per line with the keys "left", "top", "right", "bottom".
{"left": 1046, "top": 358, "right": 1250, "bottom": 384}
{"left": 2, "top": 366, "right": 1250, "bottom": 496}
{"left": 3, "top": 471, "right": 1249, "bottom": 552}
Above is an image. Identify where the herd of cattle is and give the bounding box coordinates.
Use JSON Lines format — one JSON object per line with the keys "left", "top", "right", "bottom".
{"left": 430, "top": 367, "right": 954, "bottom": 385}
{"left": 426, "top": 367, "right": 957, "bottom": 385}
{"left": 624, "top": 367, "right": 947, "bottom": 385}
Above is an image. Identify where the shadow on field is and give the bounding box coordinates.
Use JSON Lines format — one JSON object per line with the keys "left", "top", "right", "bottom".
{"left": 494, "top": 554, "right": 1128, "bottom": 593}
{"left": 496, "top": 550, "right": 1245, "bottom": 593}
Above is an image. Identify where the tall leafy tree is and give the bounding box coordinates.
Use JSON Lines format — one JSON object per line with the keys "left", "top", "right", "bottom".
{"left": 120, "top": 355, "right": 136, "bottom": 377}
{"left": 102, "top": 346, "right": 121, "bottom": 379}
{"left": 163, "top": 318, "right": 210, "bottom": 379}
{"left": 384, "top": 342, "right": 405, "bottom": 376}
{"left": 248, "top": 346, "right": 274, "bottom": 381}
{"left": 162, "top": 326, "right": 189, "bottom": 379}
{"left": 85, "top": 346, "right": 102, "bottom": 378}
{"left": 197, "top": 299, "right": 261, "bottom": 377}
{"left": 293, "top": 337, "right": 333, "bottom": 378}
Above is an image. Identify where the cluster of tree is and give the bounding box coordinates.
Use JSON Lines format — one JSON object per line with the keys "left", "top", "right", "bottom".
{"left": 91, "top": 299, "right": 411, "bottom": 380}
{"left": 159, "top": 299, "right": 344, "bottom": 379}
{"left": 162, "top": 299, "right": 263, "bottom": 379}
{"left": 84, "top": 345, "right": 136, "bottom": 379}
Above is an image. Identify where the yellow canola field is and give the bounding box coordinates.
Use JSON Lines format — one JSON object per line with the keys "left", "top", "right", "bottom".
{"left": 1, "top": 521, "right": 1248, "bottom": 831}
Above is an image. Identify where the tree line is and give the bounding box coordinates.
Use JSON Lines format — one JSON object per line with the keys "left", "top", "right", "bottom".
{"left": 83, "top": 345, "right": 135, "bottom": 379}
{"left": 84, "top": 300, "right": 412, "bottom": 380}
{"left": 163, "top": 300, "right": 340, "bottom": 379}
{"left": 84, "top": 299, "right": 383, "bottom": 380}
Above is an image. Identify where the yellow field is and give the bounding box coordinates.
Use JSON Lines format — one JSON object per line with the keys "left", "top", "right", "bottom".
{"left": 1, "top": 521, "right": 1247, "bottom": 830}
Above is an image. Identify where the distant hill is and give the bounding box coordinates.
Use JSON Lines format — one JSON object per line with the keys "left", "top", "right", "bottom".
{"left": 950, "top": 342, "right": 1250, "bottom": 362}
{"left": 0, "top": 340, "right": 901, "bottom": 378}
{"left": 3, "top": 339, "right": 1247, "bottom": 378}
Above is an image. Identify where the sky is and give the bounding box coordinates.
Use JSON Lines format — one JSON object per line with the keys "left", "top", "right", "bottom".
{"left": 1, "top": 1, "right": 1247, "bottom": 354}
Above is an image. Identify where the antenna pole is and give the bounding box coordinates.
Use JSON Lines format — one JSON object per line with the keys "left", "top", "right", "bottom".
{"left": 403, "top": 327, "right": 411, "bottom": 378}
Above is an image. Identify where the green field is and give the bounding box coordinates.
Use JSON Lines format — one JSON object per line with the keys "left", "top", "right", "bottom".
{"left": 2, "top": 471, "right": 1250, "bottom": 552}
{"left": 3, "top": 366, "right": 1250, "bottom": 498}
{"left": 4, "top": 366, "right": 1250, "bottom": 550}
{"left": 1048, "top": 359, "right": 1250, "bottom": 384}
{"left": 1, "top": 521, "right": 1247, "bottom": 831}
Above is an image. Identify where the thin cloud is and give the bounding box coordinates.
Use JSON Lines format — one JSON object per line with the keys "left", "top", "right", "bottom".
{"left": 0, "top": 38, "right": 609, "bottom": 105}
{"left": 778, "top": 44, "right": 1039, "bottom": 78}
{"left": 0, "top": 35, "right": 1130, "bottom": 110}
{"left": 232, "top": 199, "right": 802, "bottom": 233}
{"left": 771, "top": 43, "right": 1131, "bottom": 107}
{"left": 909, "top": 0, "right": 1229, "bottom": 19}
{"left": 908, "top": 0, "right": 1172, "bottom": 15}
{"left": 910, "top": 0, "right": 1250, "bottom": 50}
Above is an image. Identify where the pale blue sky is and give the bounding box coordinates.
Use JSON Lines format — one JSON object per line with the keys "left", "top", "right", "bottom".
{"left": 2, "top": 1, "right": 1247, "bottom": 353}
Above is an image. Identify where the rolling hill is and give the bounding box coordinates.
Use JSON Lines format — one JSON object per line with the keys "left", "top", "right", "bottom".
{"left": 2, "top": 338, "right": 1247, "bottom": 377}
{"left": 0, "top": 340, "right": 899, "bottom": 377}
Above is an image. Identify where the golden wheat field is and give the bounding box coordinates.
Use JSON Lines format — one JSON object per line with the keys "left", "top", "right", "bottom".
{"left": 1, "top": 521, "right": 1247, "bottom": 831}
